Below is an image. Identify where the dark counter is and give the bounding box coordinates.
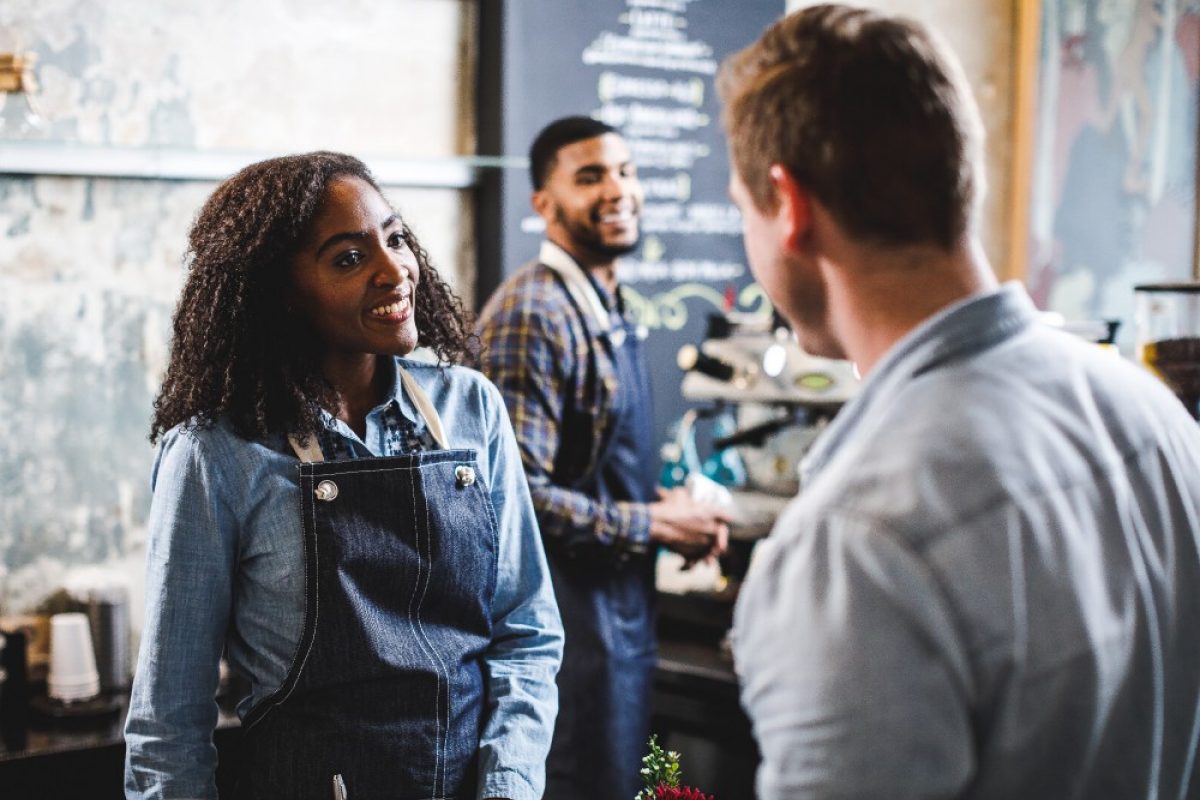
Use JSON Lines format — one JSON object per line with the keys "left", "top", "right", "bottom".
{"left": 653, "top": 609, "right": 760, "bottom": 798}
{"left": 0, "top": 636, "right": 757, "bottom": 798}
{"left": 0, "top": 694, "right": 242, "bottom": 797}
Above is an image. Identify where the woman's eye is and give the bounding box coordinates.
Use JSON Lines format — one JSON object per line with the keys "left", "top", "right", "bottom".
{"left": 334, "top": 250, "right": 364, "bottom": 269}
{"left": 388, "top": 232, "right": 408, "bottom": 251}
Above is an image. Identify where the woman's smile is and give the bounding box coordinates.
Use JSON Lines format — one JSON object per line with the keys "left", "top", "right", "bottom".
{"left": 367, "top": 289, "right": 413, "bottom": 322}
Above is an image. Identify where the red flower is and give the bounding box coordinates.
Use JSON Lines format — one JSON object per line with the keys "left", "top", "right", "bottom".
{"left": 655, "top": 784, "right": 715, "bottom": 800}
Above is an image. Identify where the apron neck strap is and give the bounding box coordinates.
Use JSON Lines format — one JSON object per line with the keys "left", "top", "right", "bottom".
{"left": 287, "top": 434, "right": 326, "bottom": 463}
{"left": 539, "top": 240, "right": 612, "bottom": 334}
{"left": 397, "top": 366, "right": 450, "bottom": 450}
{"left": 287, "top": 365, "right": 451, "bottom": 462}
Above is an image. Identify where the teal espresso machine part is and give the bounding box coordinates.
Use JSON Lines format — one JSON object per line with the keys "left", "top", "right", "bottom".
{"left": 666, "top": 310, "right": 859, "bottom": 582}
{"left": 657, "top": 310, "right": 859, "bottom": 644}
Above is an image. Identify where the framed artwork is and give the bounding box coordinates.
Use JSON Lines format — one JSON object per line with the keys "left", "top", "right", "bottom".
{"left": 1019, "top": 0, "right": 1200, "bottom": 344}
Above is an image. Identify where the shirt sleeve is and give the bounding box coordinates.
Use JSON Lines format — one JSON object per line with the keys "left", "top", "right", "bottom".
{"left": 732, "top": 508, "right": 975, "bottom": 800}
{"left": 476, "top": 379, "right": 566, "bottom": 800}
{"left": 477, "top": 296, "right": 652, "bottom": 553}
{"left": 125, "top": 429, "right": 237, "bottom": 800}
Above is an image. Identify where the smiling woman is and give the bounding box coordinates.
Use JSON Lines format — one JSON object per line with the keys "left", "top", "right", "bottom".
{"left": 288, "top": 176, "right": 425, "bottom": 435}
{"left": 125, "top": 152, "right": 564, "bottom": 800}
{"left": 148, "top": 152, "right": 472, "bottom": 444}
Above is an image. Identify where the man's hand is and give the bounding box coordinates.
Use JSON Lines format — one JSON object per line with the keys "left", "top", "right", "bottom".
{"left": 648, "top": 486, "right": 730, "bottom": 564}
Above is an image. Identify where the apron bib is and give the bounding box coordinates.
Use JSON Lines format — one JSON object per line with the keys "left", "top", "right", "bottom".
{"left": 237, "top": 368, "right": 499, "bottom": 800}
{"left": 542, "top": 244, "right": 659, "bottom": 800}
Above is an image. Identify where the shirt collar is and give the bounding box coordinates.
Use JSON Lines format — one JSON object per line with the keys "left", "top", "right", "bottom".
{"left": 800, "top": 281, "right": 1038, "bottom": 484}
{"left": 318, "top": 356, "right": 420, "bottom": 441}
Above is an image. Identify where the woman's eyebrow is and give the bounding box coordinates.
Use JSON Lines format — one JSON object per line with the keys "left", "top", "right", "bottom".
{"left": 315, "top": 214, "right": 401, "bottom": 256}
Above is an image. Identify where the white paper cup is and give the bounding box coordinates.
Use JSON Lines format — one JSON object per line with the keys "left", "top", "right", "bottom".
{"left": 48, "top": 613, "right": 100, "bottom": 702}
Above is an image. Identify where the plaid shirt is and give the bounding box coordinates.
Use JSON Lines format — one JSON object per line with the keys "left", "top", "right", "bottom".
{"left": 476, "top": 248, "right": 652, "bottom": 554}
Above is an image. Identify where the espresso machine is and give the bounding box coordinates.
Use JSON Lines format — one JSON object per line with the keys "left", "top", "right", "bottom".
{"left": 656, "top": 311, "right": 859, "bottom": 636}
{"left": 1136, "top": 282, "right": 1200, "bottom": 420}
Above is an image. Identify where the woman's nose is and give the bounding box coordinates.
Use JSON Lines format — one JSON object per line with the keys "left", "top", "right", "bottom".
{"left": 373, "top": 252, "right": 413, "bottom": 286}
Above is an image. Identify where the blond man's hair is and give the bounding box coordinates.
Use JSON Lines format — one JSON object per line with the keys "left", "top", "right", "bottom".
{"left": 718, "top": 4, "right": 986, "bottom": 249}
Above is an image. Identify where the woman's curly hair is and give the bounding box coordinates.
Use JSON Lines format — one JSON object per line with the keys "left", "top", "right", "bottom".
{"left": 150, "top": 151, "right": 475, "bottom": 443}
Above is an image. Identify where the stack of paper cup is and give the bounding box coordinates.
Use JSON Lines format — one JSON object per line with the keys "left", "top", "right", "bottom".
{"left": 48, "top": 613, "right": 100, "bottom": 702}
{"left": 87, "top": 587, "right": 131, "bottom": 693}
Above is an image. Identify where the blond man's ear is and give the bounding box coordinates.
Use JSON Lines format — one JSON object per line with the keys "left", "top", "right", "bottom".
{"left": 769, "top": 163, "right": 813, "bottom": 252}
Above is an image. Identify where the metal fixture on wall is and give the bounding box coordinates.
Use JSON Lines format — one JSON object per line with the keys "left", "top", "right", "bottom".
{"left": 0, "top": 52, "right": 44, "bottom": 137}
{"left": 0, "top": 141, "right": 520, "bottom": 188}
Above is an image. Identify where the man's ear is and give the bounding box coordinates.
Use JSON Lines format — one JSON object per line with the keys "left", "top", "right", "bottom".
{"left": 531, "top": 189, "right": 552, "bottom": 221}
{"left": 769, "top": 164, "right": 812, "bottom": 252}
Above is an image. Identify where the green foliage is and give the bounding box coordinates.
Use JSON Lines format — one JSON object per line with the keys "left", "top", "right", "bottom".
{"left": 637, "top": 734, "right": 682, "bottom": 799}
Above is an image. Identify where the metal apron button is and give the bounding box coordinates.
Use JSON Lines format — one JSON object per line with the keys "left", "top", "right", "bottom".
{"left": 314, "top": 480, "right": 339, "bottom": 502}
{"left": 455, "top": 465, "right": 475, "bottom": 487}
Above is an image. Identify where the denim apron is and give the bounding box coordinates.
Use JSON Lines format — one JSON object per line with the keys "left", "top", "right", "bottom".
{"left": 236, "top": 367, "right": 498, "bottom": 800}
{"left": 542, "top": 247, "right": 659, "bottom": 800}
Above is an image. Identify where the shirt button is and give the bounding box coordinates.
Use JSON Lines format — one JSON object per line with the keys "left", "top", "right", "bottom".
{"left": 455, "top": 465, "right": 476, "bottom": 487}
{"left": 314, "top": 480, "right": 339, "bottom": 502}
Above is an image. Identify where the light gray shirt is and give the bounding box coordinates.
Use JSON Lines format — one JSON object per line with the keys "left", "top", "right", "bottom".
{"left": 734, "top": 283, "right": 1200, "bottom": 799}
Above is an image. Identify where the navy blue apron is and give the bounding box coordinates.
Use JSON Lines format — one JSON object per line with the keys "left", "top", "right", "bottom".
{"left": 236, "top": 368, "right": 498, "bottom": 800}
{"left": 545, "top": 288, "right": 659, "bottom": 800}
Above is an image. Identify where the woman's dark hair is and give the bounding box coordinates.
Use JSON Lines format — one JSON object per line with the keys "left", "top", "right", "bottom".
{"left": 151, "top": 151, "right": 474, "bottom": 443}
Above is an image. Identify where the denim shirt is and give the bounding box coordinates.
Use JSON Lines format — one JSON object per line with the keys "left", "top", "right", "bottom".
{"left": 734, "top": 283, "right": 1200, "bottom": 799}
{"left": 125, "top": 357, "right": 564, "bottom": 800}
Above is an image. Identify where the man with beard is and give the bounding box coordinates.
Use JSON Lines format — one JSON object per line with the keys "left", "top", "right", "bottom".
{"left": 477, "top": 116, "right": 729, "bottom": 800}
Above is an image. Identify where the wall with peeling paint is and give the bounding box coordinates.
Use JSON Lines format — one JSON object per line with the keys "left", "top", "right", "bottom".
{"left": 0, "top": 176, "right": 206, "bottom": 616}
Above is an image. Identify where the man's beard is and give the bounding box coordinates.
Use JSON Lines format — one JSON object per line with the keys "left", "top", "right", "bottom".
{"left": 556, "top": 207, "right": 640, "bottom": 261}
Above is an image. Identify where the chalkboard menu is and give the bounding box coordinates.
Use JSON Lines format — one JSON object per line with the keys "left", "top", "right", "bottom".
{"left": 476, "top": 0, "right": 784, "bottom": 462}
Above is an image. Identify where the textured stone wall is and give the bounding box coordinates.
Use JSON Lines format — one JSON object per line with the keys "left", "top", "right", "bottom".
{"left": 0, "top": 0, "right": 475, "bottom": 618}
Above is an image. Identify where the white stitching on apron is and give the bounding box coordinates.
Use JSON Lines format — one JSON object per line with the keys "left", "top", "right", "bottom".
{"left": 261, "top": 469, "right": 322, "bottom": 717}
{"left": 420, "top": 471, "right": 453, "bottom": 798}
{"left": 405, "top": 471, "right": 442, "bottom": 798}
{"left": 297, "top": 460, "right": 470, "bottom": 478}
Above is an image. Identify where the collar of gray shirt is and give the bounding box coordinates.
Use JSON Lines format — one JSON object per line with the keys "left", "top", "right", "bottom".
{"left": 800, "top": 282, "right": 1037, "bottom": 485}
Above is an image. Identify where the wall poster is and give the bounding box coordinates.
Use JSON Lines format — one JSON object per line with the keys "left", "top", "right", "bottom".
{"left": 1025, "top": 0, "right": 1200, "bottom": 345}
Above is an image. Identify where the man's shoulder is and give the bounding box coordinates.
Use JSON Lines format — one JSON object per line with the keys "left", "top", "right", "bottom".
{"left": 489, "top": 259, "right": 568, "bottom": 302}
{"left": 478, "top": 259, "right": 578, "bottom": 330}
{"left": 799, "top": 328, "right": 1194, "bottom": 541}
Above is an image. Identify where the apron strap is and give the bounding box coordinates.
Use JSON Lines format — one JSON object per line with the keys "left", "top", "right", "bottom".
{"left": 539, "top": 241, "right": 612, "bottom": 336}
{"left": 287, "top": 433, "right": 326, "bottom": 463}
{"left": 287, "top": 365, "right": 451, "bottom": 462}
{"left": 397, "top": 366, "right": 450, "bottom": 450}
